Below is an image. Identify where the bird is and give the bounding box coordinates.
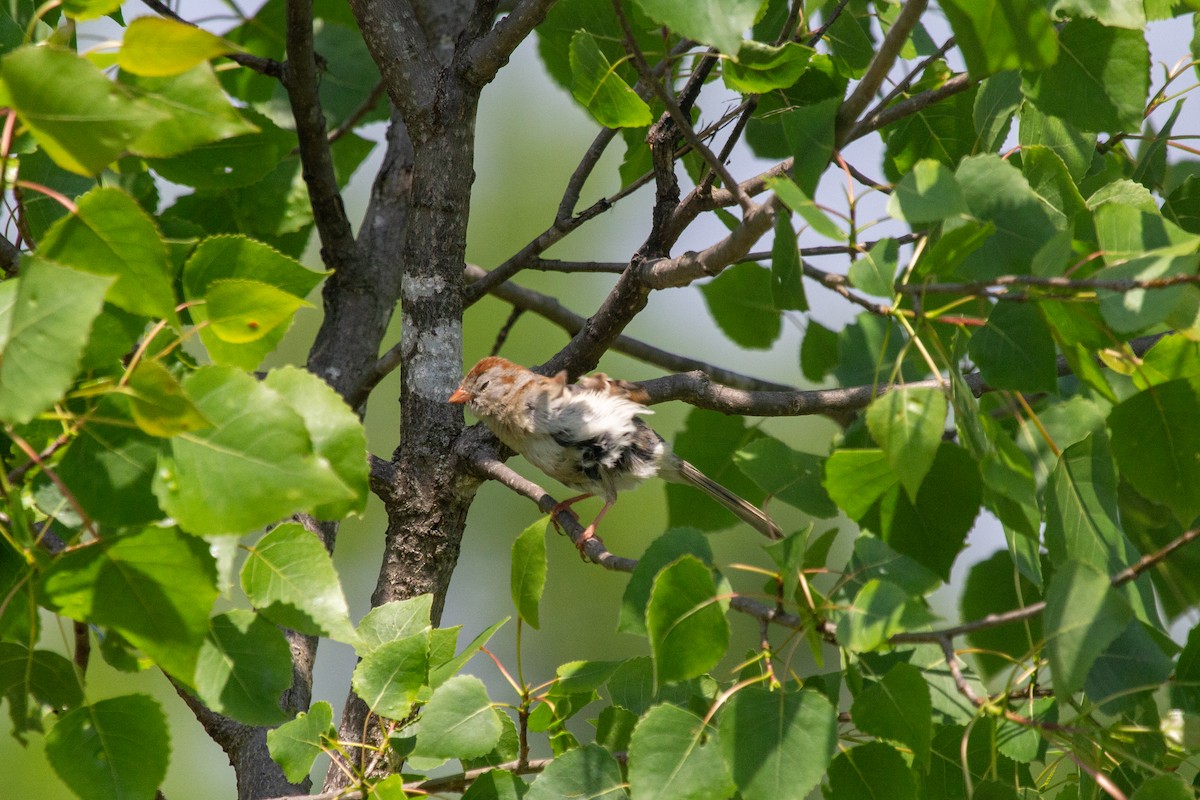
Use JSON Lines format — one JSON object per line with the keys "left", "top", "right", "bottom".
{"left": 448, "top": 356, "right": 780, "bottom": 551}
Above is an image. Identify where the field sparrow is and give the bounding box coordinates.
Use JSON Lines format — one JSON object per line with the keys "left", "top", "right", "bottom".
{"left": 449, "top": 356, "right": 781, "bottom": 548}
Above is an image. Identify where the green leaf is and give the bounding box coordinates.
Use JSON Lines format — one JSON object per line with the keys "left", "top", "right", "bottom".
{"left": 1050, "top": 0, "right": 1145, "bottom": 28}
{"left": 568, "top": 30, "right": 652, "bottom": 128}
{"left": 1093, "top": 202, "right": 1198, "bottom": 259}
{"left": 56, "top": 397, "right": 163, "bottom": 526}
{"left": 266, "top": 701, "right": 334, "bottom": 783}
{"left": 462, "top": 770, "right": 526, "bottom": 800}
{"left": 1022, "top": 19, "right": 1149, "bottom": 133}
{"left": 0, "top": 643, "right": 83, "bottom": 714}
{"left": 122, "top": 360, "right": 210, "bottom": 437}
{"left": 887, "top": 160, "right": 968, "bottom": 223}
{"left": 525, "top": 744, "right": 624, "bottom": 800}
{"left": 717, "top": 686, "right": 837, "bottom": 800}
{"left": 800, "top": 319, "right": 839, "bottom": 382}
{"left": 914, "top": 219, "right": 994, "bottom": 279}
{"left": 834, "top": 313, "right": 912, "bottom": 386}
{"left": 351, "top": 632, "right": 429, "bottom": 719}
{"left": 973, "top": 71, "right": 1022, "bottom": 153}
{"left": 14, "top": 149, "right": 96, "bottom": 242}
{"left": 628, "top": 703, "right": 734, "bottom": 800}
{"left": 770, "top": 212, "right": 806, "bottom": 311}
{"left": 848, "top": 238, "right": 899, "bottom": 297}
{"left": 39, "top": 186, "right": 177, "bottom": 321}
{"left": 119, "top": 17, "right": 239, "bottom": 77}
{"left": 883, "top": 79, "right": 978, "bottom": 183}
{"left": 647, "top": 556, "right": 729, "bottom": 685}
{"left": 1, "top": 46, "right": 166, "bottom": 175}
{"left": 1164, "top": 175, "right": 1200, "bottom": 234}
{"left": 430, "top": 617, "right": 508, "bottom": 688}
{"left": 724, "top": 40, "right": 814, "bottom": 93}
{"left": 61, "top": 0, "right": 121, "bottom": 21}
{"left": 823, "top": 449, "right": 898, "bottom": 520}
{"left": 836, "top": 579, "right": 912, "bottom": 652}
{"left": 1093, "top": 253, "right": 1200, "bottom": 334}
{"left": 631, "top": 0, "right": 758, "bottom": 54}
{"left": 241, "top": 522, "right": 358, "bottom": 643}
{"left": 668, "top": 409, "right": 766, "bottom": 531}
{"left": 262, "top": 365, "right": 369, "bottom": 519}
{"left": 770, "top": 176, "right": 845, "bottom": 240}
{"left": 357, "top": 595, "right": 434, "bottom": 654}
{"left": 412, "top": 676, "right": 503, "bottom": 760}
{"left": 205, "top": 278, "right": 310, "bottom": 343}
{"left": 1044, "top": 560, "right": 1133, "bottom": 697}
{"left": 940, "top": 0, "right": 1057, "bottom": 79}
{"left": 1110, "top": 378, "right": 1200, "bottom": 526}
{"left": 699, "top": 262, "right": 781, "bottom": 349}
{"left": 1043, "top": 432, "right": 1154, "bottom": 630}
{"left": 1021, "top": 145, "right": 1087, "bottom": 220}
{"left": 1085, "top": 620, "right": 1173, "bottom": 712}
{"left": 511, "top": 518, "right": 548, "bottom": 629}
{"left": 827, "top": 741, "right": 919, "bottom": 800}
{"left": 620, "top": 528, "right": 714, "bottom": 636}
{"left": 734, "top": 437, "right": 837, "bottom": 518}
{"left": 0, "top": 258, "right": 110, "bottom": 424}
{"left": 122, "top": 65, "right": 259, "bottom": 158}
{"left": 182, "top": 235, "right": 324, "bottom": 369}
{"left": 195, "top": 610, "right": 292, "bottom": 725}
{"left": 154, "top": 367, "right": 355, "bottom": 534}
{"left": 150, "top": 108, "right": 296, "bottom": 190}
{"left": 41, "top": 527, "right": 217, "bottom": 681}
{"left": 773, "top": 95, "right": 840, "bottom": 196}
{"left": 961, "top": 550, "right": 1043, "bottom": 679}
{"left": 44, "top": 695, "right": 169, "bottom": 800}
{"left": 1018, "top": 102, "right": 1097, "bottom": 181}
{"left": 1130, "top": 776, "right": 1195, "bottom": 800}
{"left": 874, "top": 443, "right": 982, "bottom": 582}
{"left": 850, "top": 663, "right": 932, "bottom": 767}
{"left": 968, "top": 302, "right": 1058, "bottom": 393}
{"left": 955, "top": 155, "right": 1061, "bottom": 279}
{"left": 866, "top": 387, "right": 947, "bottom": 500}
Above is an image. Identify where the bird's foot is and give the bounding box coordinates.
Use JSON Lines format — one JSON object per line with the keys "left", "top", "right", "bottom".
{"left": 575, "top": 524, "right": 599, "bottom": 562}
{"left": 548, "top": 494, "right": 590, "bottom": 534}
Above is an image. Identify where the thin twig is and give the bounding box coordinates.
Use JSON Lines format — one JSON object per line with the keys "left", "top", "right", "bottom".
{"left": 902, "top": 272, "right": 1200, "bottom": 298}
{"left": 892, "top": 523, "right": 1200, "bottom": 645}
{"left": 802, "top": 259, "right": 891, "bottom": 315}
{"left": 612, "top": 0, "right": 753, "bottom": 213}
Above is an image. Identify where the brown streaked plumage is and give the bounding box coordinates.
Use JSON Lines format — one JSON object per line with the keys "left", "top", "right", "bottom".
{"left": 449, "top": 357, "right": 780, "bottom": 549}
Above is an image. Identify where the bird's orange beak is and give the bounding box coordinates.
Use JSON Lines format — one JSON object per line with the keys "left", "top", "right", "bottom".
{"left": 448, "top": 387, "right": 471, "bottom": 404}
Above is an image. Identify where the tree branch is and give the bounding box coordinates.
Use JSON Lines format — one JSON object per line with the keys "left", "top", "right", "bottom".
{"left": 463, "top": 264, "right": 795, "bottom": 391}
{"left": 635, "top": 332, "right": 1167, "bottom": 416}
{"left": 284, "top": 0, "right": 360, "bottom": 274}
{"left": 346, "top": 0, "right": 439, "bottom": 122}
{"left": 892, "top": 524, "right": 1200, "bottom": 645}
{"left": 846, "top": 73, "right": 974, "bottom": 143}
{"left": 612, "top": 0, "right": 752, "bottom": 213}
{"left": 460, "top": 435, "right": 638, "bottom": 571}
{"left": 835, "top": 0, "right": 929, "bottom": 143}
{"left": 461, "top": 0, "right": 557, "bottom": 87}
{"left": 638, "top": 196, "right": 780, "bottom": 289}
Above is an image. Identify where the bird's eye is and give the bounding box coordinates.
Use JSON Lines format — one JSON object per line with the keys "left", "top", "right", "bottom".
{"left": 477, "top": 380, "right": 490, "bottom": 392}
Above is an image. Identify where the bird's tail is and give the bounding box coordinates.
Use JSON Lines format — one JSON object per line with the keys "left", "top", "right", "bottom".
{"left": 668, "top": 457, "right": 781, "bottom": 540}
